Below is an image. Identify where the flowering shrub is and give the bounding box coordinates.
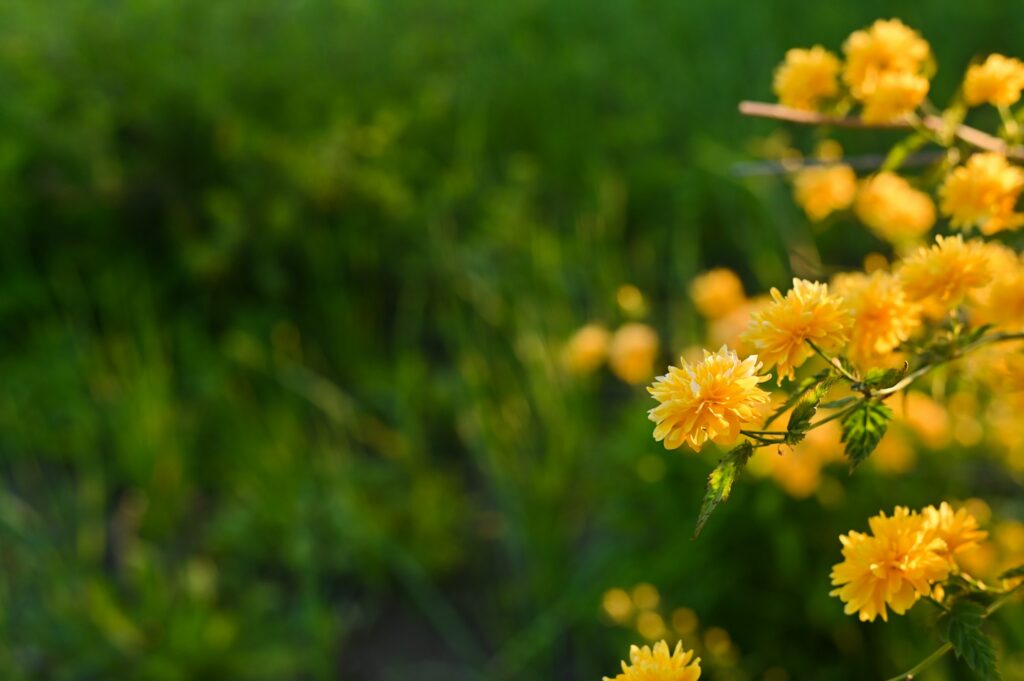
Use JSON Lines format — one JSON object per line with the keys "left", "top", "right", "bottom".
{"left": 603, "top": 17, "right": 1024, "bottom": 681}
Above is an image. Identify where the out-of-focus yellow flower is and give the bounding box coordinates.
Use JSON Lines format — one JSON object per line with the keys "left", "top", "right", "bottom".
{"left": 773, "top": 46, "right": 841, "bottom": 110}
{"left": 617, "top": 284, "right": 648, "bottom": 317}
{"left": 604, "top": 640, "right": 702, "bottom": 681}
{"left": 610, "top": 323, "right": 660, "bottom": 384}
{"left": 708, "top": 296, "right": 770, "bottom": 353}
{"left": 830, "top": 507, "right": 950, "bottom": 622}
{"left": 870, "top": 428, "right": 916, "bottom": 474}
{"left": 671, "top": 608, "right": 698, "bottom": 635}
{"left": 690, "top": 269, "right": 745, "bottom": 319}
{"left": 889, "top": 391, "right": 951, "bottom": 449}
{"left": 636, "top": 611, "right": 667, "bottom": 641}
{"left": 603, "top": 588, "right": 634, "bottom": 623}
{"left": 831, "top": 271, "right": 920, "bottom": 366}
{"left": 940, "top": 152, "right": 1024, "bottom": 235}
{"left": 793, "top": 164, "right": 857, "bottom": 221}
{"left": 898, "top": 235, "right": 993, "bottom": 309}
{"left": 843, "top": 19, "right": 930, "bottom": 96}
{"left": 648, "top": 346, "right": 771, "bottom": 451}
{"left": 860, "top": 70, "right": 929, "bottom": 123}
{"left": 923, "top": 502, "right": 988, "bottom": 564}
{"left": 964, "top": 54, "right": 1024, "bottom": 107}
{"left": 632, "top": 583, "right": 661, "bottom": 610}
{"left": 970, "top": 246, "right": 1024, "bottom": 330}
{"left": 854, "top": 172, "right": 936, "bottom": 245}
{"left": 563, "top": 324, "right": 610, "bottom": 374}
{"left": 741, "top": 279, "right": 853, "bottom": 382}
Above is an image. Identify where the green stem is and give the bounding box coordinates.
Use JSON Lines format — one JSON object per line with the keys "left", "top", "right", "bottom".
{"left": 875, "top": 331, "right": 1024, "bottom": 397}
{"left": 806, "top": 340, "right": 858, "bottom": 383}
{"left": 885, "top": 583, "right": 1024, "bottom": 681}
{"left": 885, "top": 643, "right": 953, "bottom": 681}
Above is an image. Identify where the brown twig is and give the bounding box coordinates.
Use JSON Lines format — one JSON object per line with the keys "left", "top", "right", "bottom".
{"left": 738, "top": 100, "right": 1024, "bottom": 160}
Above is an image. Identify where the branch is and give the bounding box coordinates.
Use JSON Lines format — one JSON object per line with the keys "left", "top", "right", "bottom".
{"left": 738, "top": 100, "right": 1024, "bottom": 160}
{"left": 884, "top": 583, "right": 1024, "bottom": 681}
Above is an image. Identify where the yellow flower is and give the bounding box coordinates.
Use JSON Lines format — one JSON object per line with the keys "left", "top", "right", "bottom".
{"left": 741, "top": 279, "right": 853, "bottom": 382}
{"left": 648, "top": 346, "right": 770, "bottom": 451}
{"left": 940, "top": 152, "right": 1024, "bottom": 235}
{"left": 969, "top": 245, "right": 1024, "bottom": 329}
{"left": 563, "top": 324, "right": 610, "bottom": 374}
{"left": 964, "top": 54, "right": 1024, "bottom": 107}
{"left": 830, "top": 507, "right": 951, "bottom": 622}
{"left": 898, "top": 235, "right": 993, "bottom": 308}
{"left": 773, "top": 46, "right": 841, "bottom": 110}
{"left": 831, "top": 271, "right": 920, "bottom": 365}
{"left": 842, "top": 19, "right": 931, "bottom": 100}
{"left": 860, "top": 70, "right": 929, "bottom": 123}
{"left": 923, "top": 502, "right": 988, "bottom": 563}
{"left": 854, "top": 172, "right": 936, "bottom": 244}
{"left": 610, "top": 323, "right": 660, "bottom": 385}
{"left": 689, "top": 268, "right": 745, "bottom": 319}
{"left": 604, "top": 640, "right": 702, "bottom": 681}
{"left": 793, "top": 164, "right": 857, "bottom": 221}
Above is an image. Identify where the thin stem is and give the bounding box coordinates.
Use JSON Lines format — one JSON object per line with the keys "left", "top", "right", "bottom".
{"left": 985, "top": 581, "right": 1024, "bottom": 617}
{"left": 876, "top": 331, "right": 1024, "bottom": 397}
{"left": 806, "top": 340, "right": 858, "bottom": 383}
{"left": 885, "top": 643, "right": 953, "bottom": 681}
{"left": 740, "top": 402, "right": 859, "bottom": 444}
{"left": 738, "top": 100, "right": 1024, "bottom": 159}
{"left": 999, "top": 104, "right": 1021, "bottom": 143}
{"left": 885, "top": 583, "right": 1024, "bottom": 681}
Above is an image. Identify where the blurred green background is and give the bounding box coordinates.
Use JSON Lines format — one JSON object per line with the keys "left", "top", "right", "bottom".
{"left": 3, "top": 1, "right": 1024, "bottom": 679}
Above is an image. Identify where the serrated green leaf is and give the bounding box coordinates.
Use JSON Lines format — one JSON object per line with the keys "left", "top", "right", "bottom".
{"left": 999, "top": 564, "right": 1024, "bottom": 580}
{"left": 840, "top": 401, "right": 892, "bottom": 468}
{"left": 694, "top": 442, "right": 753, "bottom": 539}
{"left": 939, "top": 599, "right": 1000, "bottom": 681}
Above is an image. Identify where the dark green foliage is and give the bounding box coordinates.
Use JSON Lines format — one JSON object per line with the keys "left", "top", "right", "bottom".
{"left": 840, "top": 401, "right": 892, "bottom": 468}
{"left": 1, "top": 1, "right": 1024, "bottom": 680}
{"left": 694, "top": 442, "right": 753, "bottom": 538}
{"left": 939, "top": 599, "right": 1000, "bottom": 681}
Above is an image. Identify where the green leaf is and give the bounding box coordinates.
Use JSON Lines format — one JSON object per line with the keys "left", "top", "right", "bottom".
{"left": 786, "top": 398, "right": 817, "bottom": 438}
{"left": 856, "top": 363, "right": 908, "bottom": 391}
{"left": 694, "top": 442, "right": 753, "bottom": 539}
{"left": 881, "top": 132, "right": 929, "bottom": 172}
{"left": 840, "top": 401, "right": 892, "bottom": 468}
{"left": 820, "top": 396, "right": 857, "bottom": 410}
{"left": 938, "top": 599, "right": 1000, "bottom": 681}
{"left": 763, "top": 370, "right": 831, "bottom": 428}
{"left": 999, "top": 564, "right": 1024, "bottom": 581}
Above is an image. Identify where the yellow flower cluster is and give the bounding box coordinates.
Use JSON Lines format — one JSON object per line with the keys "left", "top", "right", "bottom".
{"left": 853, "top": 172, "right": 936, "bottom": 244}
{"left": 792, "top": 164, "right": 857, "bottom": 221}
{"left": 563, "top": 320, "right": 660, "bottom": 385}
{"left": 604, "top": 640, "right": 702, "bottom": 681}
{"left": 773, "top": 46, "right": 840, "bottom": 111}
{"left": 843, "top": 19, "right": 931, "bottom": 122}
{"left": 940, "top": 152, "right": 1024, "bottom": 234}
{"left": 648, "top": 347, "right": 770, "bottom": 451}
{"left": 831, "top": 503, "right": 987, "bottom": 622}
{"left": 831, "top": 271, "right": 919, "bottom": 365}
{"left": 774, "top": 19, "right": 931, "bottom": 122}
{"left": 741, "top": 279, "right": 852, "bottom": 381}
{"left": 689, "top": 268, "right": 745, "bottom": 319}
{"left": 964, "top": 54, "right": 1024, "bottom": 107}
{"left": 897, "top": 234, "right": 993, "bottom": 310}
